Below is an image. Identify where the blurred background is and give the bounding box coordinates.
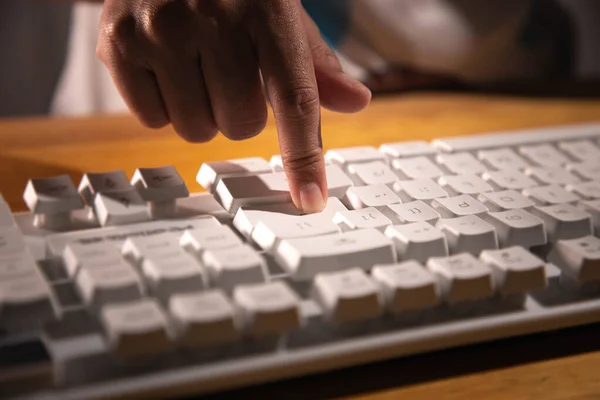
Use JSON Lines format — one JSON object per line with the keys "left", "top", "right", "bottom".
{"left": 1, "top": 0, "right": 599, "bottom": 119}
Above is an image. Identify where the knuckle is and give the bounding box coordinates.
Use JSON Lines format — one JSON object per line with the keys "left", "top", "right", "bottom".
{"left": 141, "top": 0, "right": 191, "bottom": 46}
{"left": 282, "top": 148, "right": 323, "bottom": 175}
{"left": 275, "top": 85, "right": 320, "bottom": 122}
{"left": 100, "top": 13, "right": 138, "bottom": 61}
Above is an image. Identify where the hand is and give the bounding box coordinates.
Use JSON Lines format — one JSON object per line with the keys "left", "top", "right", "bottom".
{"left": 96, "top": 0, "right": 372, "bottom": 212}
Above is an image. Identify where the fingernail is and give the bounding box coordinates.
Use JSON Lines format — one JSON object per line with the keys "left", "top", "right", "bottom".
{"left": 299, "top": 183, "right": 325, "bottom": 213}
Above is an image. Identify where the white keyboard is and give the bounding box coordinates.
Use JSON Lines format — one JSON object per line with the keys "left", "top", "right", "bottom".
{"left": 3, "top": 122, "right": 600, "bottom": 399}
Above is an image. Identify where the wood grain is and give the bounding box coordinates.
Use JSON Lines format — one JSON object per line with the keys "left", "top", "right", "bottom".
{"left": 1, "top": 92, "right": 600, "bottom": 399}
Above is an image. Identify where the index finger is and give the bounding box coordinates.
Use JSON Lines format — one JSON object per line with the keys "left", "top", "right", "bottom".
{"left": 251, "top": 0, "right": 327, "bottom": 213}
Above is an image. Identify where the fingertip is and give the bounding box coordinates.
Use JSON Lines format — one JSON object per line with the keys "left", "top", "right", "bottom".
{"left": 295, "top": 182, "right": 326, "bottom": 213}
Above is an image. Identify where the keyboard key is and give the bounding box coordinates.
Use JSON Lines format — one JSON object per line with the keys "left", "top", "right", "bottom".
{"left": 566, "top": 162, "right": 600, "bottom": 181}
{"left": 78, "top": 170, "right": 132, "bottom": 205}
{"left": 0, "top": 336, "right": 53, "bottom": 395}
{"left": 0, "top": 250, "right": 39, "bottom": 281}
{"left": 180, "top": 225, "right": 243, "bottom": 255}
{"left": 326, "top": 146, "right": 385, "bottom": 168}
{"left": 371, "top": 261, "right": 439, "bottom": 313}
{"left": 63, "top": 241, "right": 123, "bottom": 277}
{"left": 94, "top": 190, "right": 151, "bottom": 227}
{"left": 438, "top": 174, "right": 493, "bottom": 196}
{"left": 0, "top": 272, "right": 56, "bottom": 329}
{"left": 75, "top": 264, "right": 143, "bottom": 309}
{"left": 566, "top": 181, "right": 600, "bottom": 200}
{"left": 483, "top": 209, "right": 547, "bottom": 248}
{"left": 532, "top": 204, "right": 592, "bottom": 242}
{"left": 478, "top": 148, "right": 529, "bottom": 171}
{"left": 121, "top": 232, "right": 181, "bottom": 265}
{"left": 385, "top": 201, "right": 441, "bottom": 225}
{"left": 385, "top": 222, "right": 448, "bottom": 264}
{"left": 131, "top": 166, "right": 189, "bottom": 218}
{"left": 142, "top": 252, "right": 206, "bottom": 301}
{"left": 394, "top": 178, "right": 448, "bottom": 203}
{"left": 379, "top": 141, "right": 437, "bottom": 161}
{"left": 23, "top": 175, "right": 84, "bottom": 229}
{"left": 524, "top": 185, "right": 580, "bottom": 206}
{"left": 0, "top": 195, "right": 14, "bottom": 227}
{"left": 478, "top": 190, "right": 535, "bottom": 212}
{"left": 480, "top": 247, "right": 547, "bottom": 294}
{"left": 216, "top": 165, "right": 352, "bottom": 213}
{"left": 436, "top": 152, "right": 486, "bottom": 175}
{"left": 519, "top": 144, "right": 569, "bottom": 167}
{"left": 0, "top": 226, "right": 27, "bottom": 256}
{"left": 580, "top": 200, "right": 600, "bottom": 234}
{"left": 392, "top": 156, "right": 444, "bottom": 180}
{"left": 525, "top": 167, "right": 580, "bottom": 186}
{"left": 313, "top": 268, "right": 383, "bottom": 324}
{"left": 275, "top": 228, "right": 396, "bottom": 281}
{"left": 437, "top": 215, "right": 498, "bottom": 255}
{"left": 431, "top": 195, "right": 488, "bottom": 218}
{"left": 201, "top": 245, "right": 267, "bottom": 292}
{"left": 427, "top": 253, "right": 494, "bottom": 303}
{"left": 101, "top": 299, "right": 173, "bottom": 358}
{"left": 233, "top": 281, "right": 303, "bottom": 336}
{"left": 197, "top": 157, "right": 271, "bottom": 193}
{"left": 558, "top": 140, "right": 600, "bottom": 162}
{"left": 549, "top": 236, "right": 600, "bottom": 283}
{"left": 345, "top": 185, "right": 402, "bottom": 211}
{"left": 482, "top": 169, "right": 537, "bottom": 191}
{"left": 333, "top": 208, "right": 392, "bottom": 232}
{"left": 169, "top": 291, "right": 240, "bottom": 347}
{"left": 347, "top": 161, "right": 398, "bottom": 187}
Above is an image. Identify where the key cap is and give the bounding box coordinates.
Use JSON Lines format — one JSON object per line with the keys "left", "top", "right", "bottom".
{"left": 326, "top": 146, "right": 385, "bottom": 169}
{"left": 312, "top": 268, "right": 383, "bottom": 324}
{"left": 384, "top": 222, "right": 448, "bottom": 264}
{"left": 437, "top": 215, "right": 498, "bottom": 255}
{"left": 63, "top": 241, "right": 124, "bottom": 277}
{"left": 234, "top": 281, "right": 303, "bottom": 336}
{"left": 438, "top": 174, "right": 493, "bottom": 196}
{"left": 169, "top": 290, "right": 239, "bottom": 347}
{"left": 180, "top": 225, "right": 243, "bottom": 255}
{"left": 379, "top": 141, "right": 437, "bottom": 162}
{"left": 131, "top": 166, "right": 189, "bottom": 218}
{"left": 549, "top": 236, "right": 600, "bottom": 283}
{"left": 333, "top": 208, "right": 392, "bottom": 232}
{"left": 176, "top": 193, "right": 231, "bottom": 222}
{"left": 201, "top": 245, "right": 267, "bottom": 292}
{"left": 519, "top": 144, "right": 570, "bottom": 167}
{"left": 371, "top": 261, "right": 439, "bottom": 313}
{"left": 275, "top": 228, "right": 396, "bottom": 281}
{"left": 483, "top": 209, "right": 546, "bottom": 248}
{"left": 216, "top": 165, "right": 353, "bottom": 213}
{"left": 558, "top": 140, "right": 600, "bottom": 162}
{"left": 566, "top": 181, "right": 600, "bottom": 200}
{"left": 431, "top": 194, "right": 488, "bottom": 218}
{"left": 0, "top": 226, "right": 27, "bottom": 256}
{"left": 478, "top": 148, "right": 529, "bottom": 171}
{"left": 101, "top": 299, "right": 173, "bottom": 358}
{"left": 385, "top": 200, "right": 441, "bottom": 225}
{"left": 121, "top": 232, "right": 181, "bottom": 265}
{"left": 566, "top": 162, "right": 600, "bottom": 181}
{"left": 78, "top": 170, "right": 132, "bottom": 205}
{"left": 394, "top": 178, "right": 448, "bottom": 203}
{"left": 0, "top": 336, "right": 53, "bottom": 396}
{"left": 482, "top": 169, "right": 537, "bottom": 191}
{"left": 392, "top": 156, "right": 444, "bottom": 180}
{"left": 347, "top": 161, "right": 398, "bottom": 187}
{"left": 76, "top": 263, "right": 143, "bottom": 309}
{"left": 94, "top": 190, "right": 151, "bottom": 227}
{"left": 480, "top": 247, "right": 547, "bottom": 294}
{"left": 197, "top": 157, "right": 272, "bottom": 193}
{"left": 531, "top": 204, "right": 592, "bottom": 242}
{"left": 23, "top": 175, "right": 84, "bottom": 229}
{"left": 0, "top": 194, "right": 14, "bottom": 227}
{"left": 345, "top": 185, "right": 402, "bottom": 211}
{"left": 142, "top": 251, "right": 206, "bottom": 301}
{"left": 523, "top": 185, "right": 580, "bottom": 206}
{"left": 0, "top": 272, "right": 56, "bottom": 330}
{"left": 0, "top": 251, "right": 40, "bottom": 282}
{"left": 478, "top": 190, "right": 535, "bottom": 212}
{"left": 525, "top": 167, "right": 580, "bottom": 186}
{"left": 436, "top": 152, "right": 486, "bottom": 175}
{"left": 427, "top": 253, "right": 494, "bottom": 303}
{"left": 580, "top": 200, "right": 600, "bottom": 234}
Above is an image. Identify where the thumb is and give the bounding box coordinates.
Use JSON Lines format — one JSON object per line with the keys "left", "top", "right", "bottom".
{"left": 301, "top": 9, "right": 372, "bottom": 113}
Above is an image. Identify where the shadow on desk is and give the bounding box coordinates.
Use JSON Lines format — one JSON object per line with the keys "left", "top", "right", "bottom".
{"left": 200, "top": 322, "right": 600, "bottom": 399}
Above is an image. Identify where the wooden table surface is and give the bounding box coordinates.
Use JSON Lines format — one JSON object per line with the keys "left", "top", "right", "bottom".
{"left": 2, "top": 92, "right": 600, "bottom": 399}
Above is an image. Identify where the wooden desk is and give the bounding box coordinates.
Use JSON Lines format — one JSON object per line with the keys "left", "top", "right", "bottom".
{"left": 2, "top": 93, "right": 600, "bottom": 399}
